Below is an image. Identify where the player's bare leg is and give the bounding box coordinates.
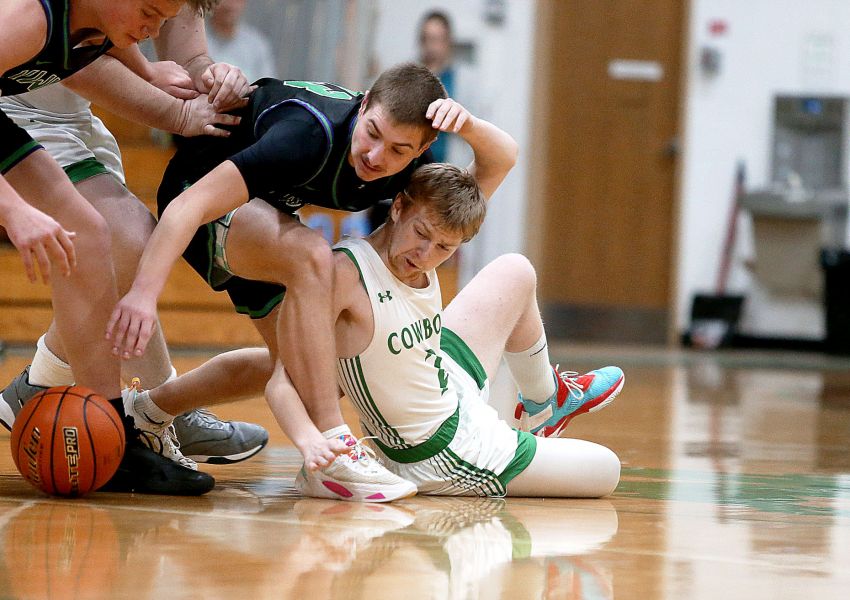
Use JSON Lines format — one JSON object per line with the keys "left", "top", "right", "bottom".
{"left": 36, "top": 174, "right": 172, "bottom": 387}
{"left": 443, "top": 253, "right": 542, "bottom": 378}
{"left": 78, "top": 174, "right": 173, "bottom": 386}
{"left": 225, "top": 198, "right": 344, "bottom": 431}
{"left": 444, "top": 254, "right": 624, "bottom": 438}
{"left": 5, "top": 151, "right": 120, "bottom": 397}
{"left": 148, "top": 347, "right": 272, "bottom": 415}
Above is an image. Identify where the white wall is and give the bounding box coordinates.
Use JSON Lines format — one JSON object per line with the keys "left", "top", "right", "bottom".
{"left": 371, "top": 0, "right": 538, "bottom": 283}
{"left": 678, "top": 0, "right": 850, "bottom": 338}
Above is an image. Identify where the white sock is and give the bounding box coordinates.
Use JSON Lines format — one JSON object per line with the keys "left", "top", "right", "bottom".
{"left": 29, "top": 335, "right": 74, "bottom": 388}
{"left": 135, "top": 390, "right": 176, "bottom": 423}
{"left": 504, "top": 332, "right": 557, "bottom": 404}
{"left": 322, "top": 424, "right": 353, "bottom": 440}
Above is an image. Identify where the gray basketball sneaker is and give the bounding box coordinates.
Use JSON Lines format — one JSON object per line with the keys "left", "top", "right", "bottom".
{"left": 0, "top": 366, "right": 45, "bottom": 431}
{"left": 172, "top": 409, "right": 269, "bottom": 464}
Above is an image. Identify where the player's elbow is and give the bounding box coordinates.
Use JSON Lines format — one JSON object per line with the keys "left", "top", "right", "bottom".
{"left": 504, "top": 135, "right": 519, "bottom": 168}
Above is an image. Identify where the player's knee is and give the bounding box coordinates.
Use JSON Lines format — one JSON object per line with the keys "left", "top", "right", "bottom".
{"left": 75, "top": 210, "right": 113, "bottom": 256}
{"left": 287, "top": 235, "right": 334, "bottom": 285}
{"left": 595, "top": 447, "right": 622, "bottom": 497}
{"left": 495, "top": 253, "right": 537, "bottom": 291}
{"left": 120, "top": 216, "right": 155, "bottom": 262}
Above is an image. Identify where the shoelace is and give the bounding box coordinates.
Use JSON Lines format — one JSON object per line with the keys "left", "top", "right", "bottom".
{"left": 128, "top": 378, "right": 193, "bottom": 468}
{"left": 162, "top": 426, "right": 196, "bottom": 469}
{"left": 340, "top": 435, "right": 383, "bottom": 466}
{"left": 555, "top": 365, "right": 586, "bottom": 401}
{"left": 183, "top": 408, "right": 228, "bottom": 430}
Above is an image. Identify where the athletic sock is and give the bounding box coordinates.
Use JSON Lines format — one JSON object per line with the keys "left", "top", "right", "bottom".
{"left": 136, "top": 390, "right": 177, "bottom": 423}
{"left": 322, "top": 424, "right": 353, "bottom": 440}
{"left": 29, "top": 335, "right": 74, "bottom": 388}
{"left": 504, "top": 332, "right": 557, "bottom": 404}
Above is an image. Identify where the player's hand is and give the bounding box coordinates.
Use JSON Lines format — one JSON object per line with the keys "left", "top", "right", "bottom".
{"left": 105, "top": 288, "right": 158, "bottom": 359}
{"left": 5, "top": 203, "right": 76, "bottom": 285}
{"left": 175, "top": 94, "right": 241, "bottom": 138}
{"left": 426, "top": 98, "right": 474, "bottom": 135}
{"left": 302, "top": 436, "right": 350, "bottom": 471}
{"left": 147, "top": 60, "right": 199, "bottom": 100}
{"left": 199, "top": 63, "right": 254, "bottom": 111}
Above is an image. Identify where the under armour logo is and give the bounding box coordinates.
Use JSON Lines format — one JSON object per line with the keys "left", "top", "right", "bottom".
{"left": 378, "top": 291, "right": 393, "bottom": 303}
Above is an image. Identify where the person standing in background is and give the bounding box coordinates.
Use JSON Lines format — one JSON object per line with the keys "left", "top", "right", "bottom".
{"left": 419, "top": 11, "right": 456, "bottom": 163}
{"left": 207, "top": 0, "right": 277, "bottom": 83}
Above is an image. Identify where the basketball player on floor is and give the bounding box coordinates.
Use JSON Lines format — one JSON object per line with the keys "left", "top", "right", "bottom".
{"left": 321, "top": 163, "right": 623, "bottom": 497}
{"left": 106, "top": 63, "right": 515, "bottom": 500}
{"left": 106, "top": 69, "right": 622, "bottom": 501}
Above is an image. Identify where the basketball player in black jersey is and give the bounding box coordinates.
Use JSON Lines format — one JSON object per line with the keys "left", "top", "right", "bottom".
{"left": 107, "top": 63, "right": 519, "bottom": 500}
{"left": 0, "top": 0, "right": 233, "bottom": 494}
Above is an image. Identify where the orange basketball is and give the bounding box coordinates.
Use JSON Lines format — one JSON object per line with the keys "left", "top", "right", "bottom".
{"left": 10, "top": 386, "right": 125, "bottom": 497}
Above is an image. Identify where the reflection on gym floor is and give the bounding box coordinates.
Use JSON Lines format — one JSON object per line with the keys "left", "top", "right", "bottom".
{"left": 1, "top": 346, "right": 850, "bottom": 599}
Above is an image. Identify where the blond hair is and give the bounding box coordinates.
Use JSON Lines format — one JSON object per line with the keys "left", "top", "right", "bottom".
{"left": 401, "top": 164, "right": 486, "bottom": 241}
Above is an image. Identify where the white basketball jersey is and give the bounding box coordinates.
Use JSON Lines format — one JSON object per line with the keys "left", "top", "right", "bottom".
{"left": 334, "top": 238, "right": 459, "bottom": 449}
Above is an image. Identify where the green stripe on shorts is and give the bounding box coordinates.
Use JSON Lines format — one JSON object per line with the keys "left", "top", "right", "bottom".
{"left": 497, "top": 430, "right": 537, "bottom": 488}
{"left": 441, "top": 327, "right": 487, "bottom": 390}
{"left": 233, "top": 292, "right": 285, "bottom": 319}
{"left": 63, "top": 157, "right": 108, "bottom": 183}
{"left": 373, "top": 405, "right": 459, "bottom": 463}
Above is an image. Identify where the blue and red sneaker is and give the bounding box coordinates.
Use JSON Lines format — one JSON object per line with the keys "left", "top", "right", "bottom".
{"left": 514, "top": 366, "right": 624, "bottom": 438}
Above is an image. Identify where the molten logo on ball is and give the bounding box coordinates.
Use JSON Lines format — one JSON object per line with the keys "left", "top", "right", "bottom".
{"left": 63, "top": 427, "right": 80, "bottom": 495}
{"left": 23, "top": 427, "right": 42, "bottom": 486}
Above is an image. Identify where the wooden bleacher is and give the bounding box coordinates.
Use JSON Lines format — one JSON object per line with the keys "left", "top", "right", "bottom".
{"left": 0, "top": 108, "right": 457, "bottom": 347}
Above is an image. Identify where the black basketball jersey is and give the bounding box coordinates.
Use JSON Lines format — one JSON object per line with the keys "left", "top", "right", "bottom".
{"left": 0, "top": 0, "right": 112, "bottom": 96}
{"left": 165, "top": 78, "right": 433, "bottom": 215}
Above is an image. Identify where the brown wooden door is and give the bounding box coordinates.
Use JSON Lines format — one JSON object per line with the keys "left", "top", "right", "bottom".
{"left": 533, "top": 0, "right": 684, "bottom": 343}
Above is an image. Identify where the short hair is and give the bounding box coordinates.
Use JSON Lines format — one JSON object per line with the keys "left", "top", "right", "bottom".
{"left": 186, "top": 0, "right": 220, "bottom": 14}
{"left": 367, "top": 63, "right": 447, "bottom": 146}
{"left": 400, "top": 164, "right": 486, "bottom": 242}
{"left": 420, "top": 11, "right": 453, "bottom": 41}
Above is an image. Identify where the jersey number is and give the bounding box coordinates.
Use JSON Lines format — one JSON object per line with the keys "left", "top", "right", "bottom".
{"left": 425, "top": 350, "right": 449, "bottom": 396}
{"left": 283, "top": 81, "right": 358, "bottom": 100}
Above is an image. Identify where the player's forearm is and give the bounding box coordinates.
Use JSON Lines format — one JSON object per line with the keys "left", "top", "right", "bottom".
{"left": 0, "top": 178, "right": 29, "bottom": 226}
{"left": 462, "top": 117, "right": 518, "bottom": 175}
{"left": 155, "top": 6, "right": 212, "bottom": 86}
{"left": 107, "top": 44, "right": 155, "bottom": 81}
{"left": 129, "top": 203, "right": 199, "bottom": 302}
{"left": 266, "top": 379, "right": 323, "bottom": 451}
{"left": 62, "top": 55, "right": 186, "bottom": 133}
{"left": 133, "top": 162, "right": 248, "bottom": 297}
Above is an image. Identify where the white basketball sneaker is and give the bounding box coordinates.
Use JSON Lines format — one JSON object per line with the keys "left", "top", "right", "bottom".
{"left": 295, "top": 434, "right": 417, "bottom": 503}
{"left": 122, "top": 378, "right": 197, "bottom": 471}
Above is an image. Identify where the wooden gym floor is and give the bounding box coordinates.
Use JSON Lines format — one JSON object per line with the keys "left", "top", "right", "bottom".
{"left": 1, "top": 343, "right": 849, "bottom": 599}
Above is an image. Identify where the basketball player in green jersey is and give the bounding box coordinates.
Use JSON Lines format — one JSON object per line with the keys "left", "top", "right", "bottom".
{"left": 0, "top": 0, "right": 238, "bottom": 494}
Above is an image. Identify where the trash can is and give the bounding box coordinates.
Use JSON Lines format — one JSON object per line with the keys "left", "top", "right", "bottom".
{"left": 821, "top": 249, "right": 850, "bottom": 355}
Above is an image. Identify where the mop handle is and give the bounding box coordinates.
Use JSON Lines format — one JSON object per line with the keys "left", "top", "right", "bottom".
{"left": 715, "top": 162, "right": 747, "bottom": 295}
